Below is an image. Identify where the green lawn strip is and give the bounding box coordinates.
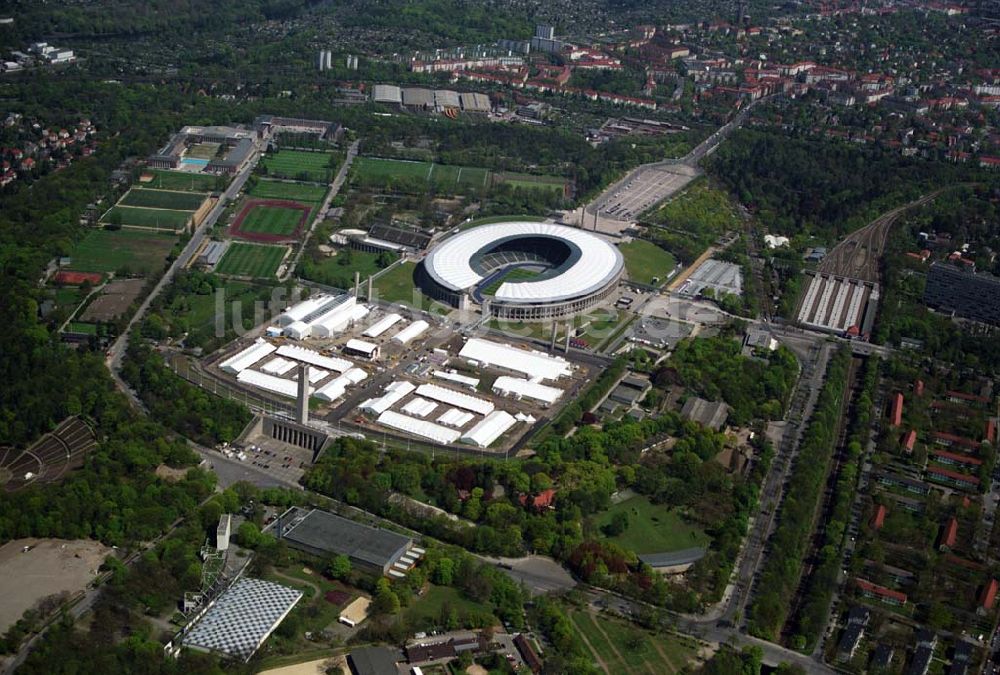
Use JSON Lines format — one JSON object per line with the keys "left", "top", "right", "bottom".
{"left": 594, "top": 495, "right": 709, "bottom": 554}
{"left": 261, "top": 150, "right": 336, "bottom": 182}
{"left": 248, "top": 179, "right": 328, "bottom": 203}
{"left": 69, "top": 229, "right": 177, "bottom": 276}
{"left": 215, "top": 243, "right": 286, "bottom": 278}
{"left": 102, "top": 205, "right": 191, "bottom": 230}
{"left": 120, "top": 188, "right": 206, "bottom": 211}
{"left": 142, "top": 170, "right": 220, "bottom": 192}
{"left": 405, "top": 585, "right": 496, "bottom": 628}
{"left": 301, "top": 250, "right": 393, "bottom": 290}
{"left": 618, "top": 239, "right": 677, "bottom": 286}
{"left": 371, "top": 262, "right": 451, "bottom": 315}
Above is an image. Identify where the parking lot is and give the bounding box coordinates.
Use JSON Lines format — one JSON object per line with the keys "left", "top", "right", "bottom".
{"left": 588, "top": 163, "right": 699, "bottom": 222}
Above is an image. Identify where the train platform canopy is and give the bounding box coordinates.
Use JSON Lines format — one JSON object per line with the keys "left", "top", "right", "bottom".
{"left": 459, "top": 338, "right": 572, "bottom": 382}
{"left": 182, "top": 578, "right": 303, "bottom": 662}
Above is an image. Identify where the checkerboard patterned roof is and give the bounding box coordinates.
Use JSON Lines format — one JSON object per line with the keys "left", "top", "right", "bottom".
{"left": 182, "top": 578, "right": 302, "bottom": 661}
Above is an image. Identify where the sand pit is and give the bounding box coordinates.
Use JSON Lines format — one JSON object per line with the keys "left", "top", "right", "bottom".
{"left": 259, "top": 655, "right": 346, "bottom": 675}
{"left": 0, "top": 538, "right": 111, "bottom": 632}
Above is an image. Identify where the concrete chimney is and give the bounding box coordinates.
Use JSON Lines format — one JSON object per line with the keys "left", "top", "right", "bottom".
{"left": 296, "top": 364, "right": 309, "bottom": 424}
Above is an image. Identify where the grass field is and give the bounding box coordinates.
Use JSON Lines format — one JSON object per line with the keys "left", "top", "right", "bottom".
{"left": 567, "top": 608, "right": 697, "bottom": 674}
{"left": 261, "top": 150, "right": 336, "bottom": 182}
{"left": 120, "top": 188, "right": 206, "bottom": 211}
{"left": 404, "top": 585, "right": 496, "bottom": 629}
{"left": 618, "top": 239, "right": 677, "bottom": 286}
{"left": 238, "top": 205, "right": 305, "bottom": 236}
{"left": 215, "top": 243, "right": 287, "bottom": 278}
{"left": 496, "top": 172, "right": 568, "bottom": 195}
{"left": 248, "top": 179, "right": 328, "bottom": 203}
{"left": 371, "top": 262, "right": 451, "bottom": 314}
{"left": 102, "top": 206, "right": 191, "bottom": 230}
{"left": 353, "top": 157, "right": 490, "bottom": 192}
{"left": 141, "top": 170, "right": 220, "bottom": 192}
{"left": 184, "top": 142, "right": 220, "bottom": 160}
{"left": 67, "top": 322, "right": 98, "bottom": 335}
{"left": 300, "top": 249, "right": 394, "bottom": 290}
{"left": 480, "top": 267, "right": 540, "bottom": 296}
{"left": 595, "top": 495, "right": 708, "bottom": 554}
{"left": 69, "top": 229, "right": 177, "bottom": 276}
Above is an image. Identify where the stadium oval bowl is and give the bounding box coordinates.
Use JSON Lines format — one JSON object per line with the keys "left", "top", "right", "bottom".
{"left": 419, "top": 221, "right": 624, "bottom": 320}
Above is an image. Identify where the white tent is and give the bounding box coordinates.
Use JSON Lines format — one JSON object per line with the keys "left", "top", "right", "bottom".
{"left": 492, "top": 376, "right": 563, "bottom": 405}
{"left": 437, "top": 408, "right": 475, "bottom": 428}
{"left": 461, "top": 410, "right": 517, "bottom": 448}
{"left": 416, "top": 383, "right": 494, "bottom": 416}
{"left": 237, "top": 369, "right": 311, "bottom": 399}
{"left": 392, "top": 320, "right": 429, "bottom": 345}
{"left": 401, "top": 397, "right": 438, "bottom": 418}
{"left": 377, "top": 410, "right": 461, "bottom": 444}
{"left": 458, "top": 338, "right": 572, "bottom": 381}
{"left": 277, "top": 344, "right": 353, "bottom": 373}
{"left": 363, "top": 313, "right": 403, "bottom": 338}
{"left": 359, "top": 380, "right": 416, "bottom": 415}
{"left": 260, "top": 357, "right": 296, "bottom": 376}
{"left": 433, "top": 370, "right": 479, "bottom": 389}
{"left": 220, "top": 339, "right": 276, "bottom": 374}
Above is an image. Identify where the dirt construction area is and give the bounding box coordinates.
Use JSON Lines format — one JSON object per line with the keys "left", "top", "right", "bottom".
{"left": 0, "top": 538, "right": 111, "bottom": 632}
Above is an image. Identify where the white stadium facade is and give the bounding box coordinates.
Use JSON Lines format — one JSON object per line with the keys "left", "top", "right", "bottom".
{"left": 419, "top": 221, "right": 624, "bottom": 320}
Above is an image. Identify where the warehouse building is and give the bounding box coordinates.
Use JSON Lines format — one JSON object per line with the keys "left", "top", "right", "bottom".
{"left": 274, "top": 507, "right": 416, "bottom": 575}
{"left": 372, "top": 84, "right": 402, "bottom": 105}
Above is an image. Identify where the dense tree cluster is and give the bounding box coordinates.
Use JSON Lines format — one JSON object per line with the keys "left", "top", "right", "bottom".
{"left": 748, "top": 349, "right": 851, "bottom": 640}
{"left": 660, "top": 336, "right": 799, "bottom": 425}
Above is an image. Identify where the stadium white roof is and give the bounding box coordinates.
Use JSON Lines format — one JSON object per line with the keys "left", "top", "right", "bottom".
{"left": 437, "top": 408, "right": 474, "bottom": 428}
{"left": 220, "top": 339, "right": 276, "bottom": 375}
{"left": 237, "top": 369, "right": 311, "bottom": 399}
{"left": 392, "top": 320, "right": 429, "bottom": 344}
{"left": 433, "top": 370, "right": 479, "bottom": 389}
{"left": 493, "top": 375, "right": 563, "bottom": 405}
{"left": 416, "top": 383, "right": 494, "bottom": 416}
{"left": 423, "top": 222, "right": 624, "bottom": 304}
{"left": 277, "top": 344, "right": 353, "bottom": 373}
{"left": 461, "top": 410, "right": 517, "bottom": 448}
{"left": 377, "top": 410, "right": 461, "bottom": 444}
{"left": 401, "top": 397, "right": 438, "bottom": 418}
{"left": 260, "top": 357, "right": 296, "bottom": 376}
{"left": 360, "top": 380, "right": 416, "bottom": 415}
{"left": 363, "top": 313, "right": 403, "bottom": 338}
{"left": 182, "top": 578, "right": 302, "bottom": 662}
{"left": 459, "top": 338, "right": 572, "bottom": 381}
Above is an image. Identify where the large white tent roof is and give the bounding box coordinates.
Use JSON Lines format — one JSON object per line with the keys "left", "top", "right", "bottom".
{"left": 423, "top": 221, "right": 623, "bottom": 304}
{"left": 359, "top": 380, "right": 415, "bottom": 415}
{"left": 220, "top": 339, "right": 276, "bottom": 374}
{"left": 392, "top": 320, "right": 430, "bottom": 344}
{"left": 277, "top": 344, "right": 353, "bottom": 373}
{"left": 363, "top": 313, "right": 403, "bottom": 338}
{"left": 461, "top": 410, "right": 517, "bottom": 448}
{"left": 492, "top": 376, "right": 563, "bottom": 404}
{"left": 458, "top": 338, "right": 572, "bottom": 381}
{"left": 237, "top": 369, "right": 311, "bottom": 399}
{"left": 377, "top": 410, "right": 461, "bottom": 444}
{"left": 415, "top": 383, "right": 494, "bottom": 416}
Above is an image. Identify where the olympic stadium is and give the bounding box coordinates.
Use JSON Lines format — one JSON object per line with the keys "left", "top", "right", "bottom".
{"left": 419, "top": 221, "right": 624, "bottom": 320}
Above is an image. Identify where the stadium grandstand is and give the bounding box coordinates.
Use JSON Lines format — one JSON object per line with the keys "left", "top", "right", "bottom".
{"left": 419, "top": 222, "right": 624, "bottom": 320}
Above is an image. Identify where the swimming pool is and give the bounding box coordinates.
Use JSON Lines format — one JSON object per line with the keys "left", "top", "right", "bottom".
{"left": 181, "top": 157, "right": 210, "bottom": 166}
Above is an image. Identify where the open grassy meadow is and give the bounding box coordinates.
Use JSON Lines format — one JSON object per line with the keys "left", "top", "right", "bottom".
{"left": 595, "top": 495, "right": 709, "bottom": 554}
{"left": 567, "top": 608, "right": 698, "bottom": 674}
{"left": 69, "top": 229, "right": 177, "bottom": 276}
{"left": 618, "top": 239, "right": 677, "bottom": 286}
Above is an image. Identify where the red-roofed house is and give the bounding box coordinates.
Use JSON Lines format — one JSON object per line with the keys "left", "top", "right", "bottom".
{"left": 928, "top": 466, "right": 980, "bottom": 489}
{"left": 986, "top": 419, "right": 996, "bottom": 445}
{"left": 900, "top": 430, "right": 918, "bottom": 453}
{"left": 889, "top": 393, "right": 904, "bottom": 427}
{"left": 947, "top": 390, "right": 989, "bottom": 406}
{"left": 931, "top": 431, "right": 981, "bottom": 451}
{"left": 931, "top": 449, "right": 983, "bottom": 467}
{"left": 980, "top": 579, "right": 999, "bottom": 610}
{"left": 940, "top": 517, "right": 959, "bottom": 550}
{"left": 518, "top": 489, "right": 556, "bottom": 510}
{"left": 855, "top": 578, "right": 907, "bottom": 606}
{"left": 871, "top": 504, "right": 887, "bottom": 530}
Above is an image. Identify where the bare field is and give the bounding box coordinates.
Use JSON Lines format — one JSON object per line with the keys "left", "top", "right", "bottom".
{"left": 0, "top": 538, "right": 111, "bottom": 632}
